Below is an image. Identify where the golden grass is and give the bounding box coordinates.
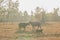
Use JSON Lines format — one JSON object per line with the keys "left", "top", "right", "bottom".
{"left": 0, "top": 22, "right": 60, "bottom": 40}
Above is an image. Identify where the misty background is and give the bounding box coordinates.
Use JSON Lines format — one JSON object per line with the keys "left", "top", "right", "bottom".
{"left": 0, "top": 0, "right": 60, "bottom": 23}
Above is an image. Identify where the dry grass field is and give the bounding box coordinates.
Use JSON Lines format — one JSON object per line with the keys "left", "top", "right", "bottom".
{"left": 0, "top": 22, "right": 60, "bottom": 40}
{"left": 0, "top": 22, "right": 19, "bottom": 40}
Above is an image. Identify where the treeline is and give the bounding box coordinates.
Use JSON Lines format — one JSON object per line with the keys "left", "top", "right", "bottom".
{"left": 0, "top": 0, "right": 60, "bottom": 22}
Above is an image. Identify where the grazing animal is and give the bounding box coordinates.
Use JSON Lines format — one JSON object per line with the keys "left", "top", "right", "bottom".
{"left": 29, "top": 21, "right": 41, "bottom": 28}
{"left": 29, "top": 21, "right": 42, "bottom": 32}
{"left": 18, "top": 23, "right": 29, "bottom": 31}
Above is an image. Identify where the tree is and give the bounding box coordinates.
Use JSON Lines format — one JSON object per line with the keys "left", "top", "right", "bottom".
{"left": 53, "top": 8, "right": 59, "bottom": 21}
{"left": 41, "top": 9, "right": 46, "bottom": 23}
{"left": 13, "top": 0, "right": 19, "bottom": 9}
{"left": 34, "top": 6, "right": 42, "bottom": 21}
{"left": 0, "top": 6, "right": 7, "bottom": 22}
{"left": 6, "top": 0, "right": 19, "bottom": 22}
{"left": 45, "top": 12, "right": 54, "bottom": 21}
{"left": 23, "top": 11, "right": 29, "bottom": 23}
{"left": 0, "top": 0, "right": 4, "bottom": 3}
{"left": 0, "top": 0, "right": 4, "bottom": 6}
{"left": 19, "top": 11, "right": 23, "bottom": 16}
{"left": 30, "top": 11, "right": 36, "bottom": 22}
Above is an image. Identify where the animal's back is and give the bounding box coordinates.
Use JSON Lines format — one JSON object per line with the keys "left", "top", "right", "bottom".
{"left": 19, "top": 23, "right": 29, "bottom": 28}
{"left": 30, "top": 21, "right": 41, "bottom": 26}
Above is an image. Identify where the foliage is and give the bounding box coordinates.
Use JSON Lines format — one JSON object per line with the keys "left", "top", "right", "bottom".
{"left": 0, "top": 0, "right": 60, "bottom": 22}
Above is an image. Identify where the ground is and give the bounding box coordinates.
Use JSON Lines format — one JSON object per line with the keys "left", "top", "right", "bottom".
{"left": 0, "top": 22, "right": 60, "bottom": 40}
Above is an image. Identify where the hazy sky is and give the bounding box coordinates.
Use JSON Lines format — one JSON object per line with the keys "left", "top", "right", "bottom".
{"left": 13, "top": 0, "right": 60, "bottom": 14}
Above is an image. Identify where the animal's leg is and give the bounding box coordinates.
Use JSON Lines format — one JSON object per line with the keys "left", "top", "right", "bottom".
{"left": 33, "top": 26, "right": 36, "bottom": 32}
{"left": 19, "top": 27, "right": 23, "bottom": 32}
{"left": 37, "top": 25, "right": 43, "bottom": 33}
{"left": 38, "top": 25, "right": 41, "bottom": 29}
{"left": 16, "top": 27, "right": 22, "bottom": 33}
{"left": 24, "top": 28, "right": 25, "bottom": 32}
{"left": 32, "top": 26, "right": 34, "bottom": 32}
{"left": 23, "top": 26, "right": 26, "bottom": 32}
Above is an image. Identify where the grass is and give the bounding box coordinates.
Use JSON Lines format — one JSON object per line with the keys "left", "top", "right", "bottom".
{"left": 0, "top": 22, "right": 60, "bottom": 40}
